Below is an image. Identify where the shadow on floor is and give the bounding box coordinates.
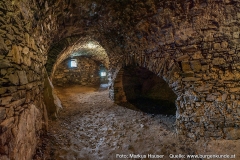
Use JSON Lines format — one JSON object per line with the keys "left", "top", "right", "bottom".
{"left": 120, "top": 97, "right": 176, "bottom": 115}
{"left": 98, "top": 83, "right": 109, "bottom": 91}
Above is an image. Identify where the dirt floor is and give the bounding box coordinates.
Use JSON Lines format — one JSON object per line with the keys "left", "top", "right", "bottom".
{"left": 34, "top": 85, "right": 240, "bottom": 160}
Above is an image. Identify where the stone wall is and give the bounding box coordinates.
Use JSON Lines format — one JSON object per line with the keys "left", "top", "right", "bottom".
{"left": 1, "top": 0, "right": 240, "bottom": 159}
{"left": 53, "top": 57, "right": 101, "bottom": 86}
{"left": 44, "top": 76, "right": 62, "bottom": 119}
{"left": 107, "top": 1, "right": 240, "bottom": 140}
{"left": 0, "top": 1, "right": 57, "bottom": 159}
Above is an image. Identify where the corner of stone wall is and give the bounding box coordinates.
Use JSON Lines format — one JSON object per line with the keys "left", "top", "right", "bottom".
{"left": 43, "top": 74, "right": 62, "bottom": 119}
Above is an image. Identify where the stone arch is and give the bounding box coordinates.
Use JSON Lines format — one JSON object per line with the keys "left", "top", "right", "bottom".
{"left": 115, "top": 65, "right": 178, "bottom": 115}
{"left": 46, "top": 37, "right": 109, "bottom": 80}
{"left": 109, "top": 32, "right": 240, "bottom": 140}
{"left": 45, "top": 35, "right": 81, "bottom": 75}
{"left": 43, "top": 37, "right": 110, "bottom": 119}
{"left": 111, "top": 56, "right": 183, "bottom": 128}
{"left": 1, "top": 0, "right": 240, "bottom": 159}
{"left": 111, "top": 54, "right": 182, "bottom": 101}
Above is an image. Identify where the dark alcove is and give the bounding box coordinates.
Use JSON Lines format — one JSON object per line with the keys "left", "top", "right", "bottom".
{"left": 122, "top": 65, "right": 177, "bottom": 115}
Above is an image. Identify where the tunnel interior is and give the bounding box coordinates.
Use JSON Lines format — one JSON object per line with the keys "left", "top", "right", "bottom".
{"left": 121, "top": 65, "right": 177, "bottom": 115}
{"left": 1, "top": 0, "right": 240, "bottom": 159}
{"left": 50, "top": 40, "right": 109, "bottom": 89}
{"left": 53, "top": 56, "right": 102, "bottom": 87}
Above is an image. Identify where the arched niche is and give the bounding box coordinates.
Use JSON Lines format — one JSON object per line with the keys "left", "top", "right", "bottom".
{"left": 116, "top": 65, "right": 178, "bottom": 115}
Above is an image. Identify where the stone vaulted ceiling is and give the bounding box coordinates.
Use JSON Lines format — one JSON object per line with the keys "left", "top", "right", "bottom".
{"left": 46, "top": 37, "right": 109, "bottom": 78}
{"left": 1, "top": 0, "right": 240, "bottom": 159}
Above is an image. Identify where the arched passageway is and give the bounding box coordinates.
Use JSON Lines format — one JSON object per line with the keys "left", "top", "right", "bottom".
{"left": 1, "top": 0, "right": 240, "bottom": 159}
{"left": 47, "top": 38, "right": 109, "bottom": 81}
{"left": 116, "top": 65, "right": 177, "bottom": 115}
{"left": 43, "top": 39, "right": 110, "bottom": 118}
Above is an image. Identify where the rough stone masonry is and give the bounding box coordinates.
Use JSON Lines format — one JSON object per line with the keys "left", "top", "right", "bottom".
{"left": 0, "top": 0, "right": 240, "bottom": 159}
{"left": 53, "top": 56, "right": 101, "bottom": 86}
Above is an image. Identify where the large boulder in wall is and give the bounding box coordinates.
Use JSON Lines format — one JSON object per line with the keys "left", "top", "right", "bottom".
{"left": 43, "top": 76, "right": 62, "bottom": 119}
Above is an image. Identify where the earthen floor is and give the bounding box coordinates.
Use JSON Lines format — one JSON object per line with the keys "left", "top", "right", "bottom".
{"left": 35, "top": 85, "right": 240, "bottom": 160}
